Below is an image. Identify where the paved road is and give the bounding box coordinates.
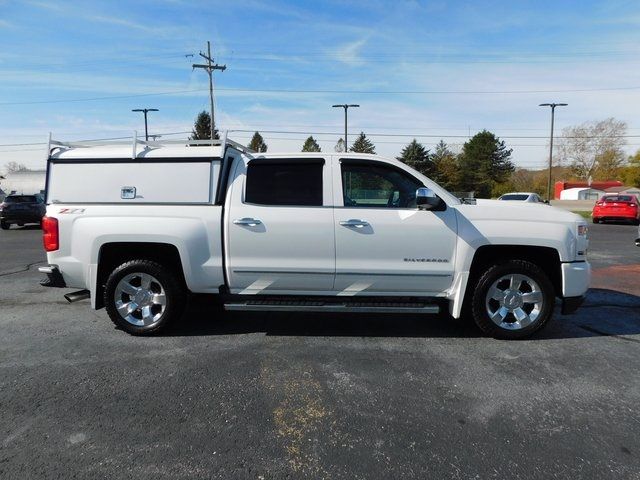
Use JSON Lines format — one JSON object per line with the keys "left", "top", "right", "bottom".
{"left": 1, "top": 223, "right": 639, "bottom": 479}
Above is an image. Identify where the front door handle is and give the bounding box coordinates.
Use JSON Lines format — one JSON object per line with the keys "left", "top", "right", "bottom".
{"left": 340, "top": 219, "right": 369, "bottom": 228}
{"left": 233, "top": 217, "right": 262, "bottom": 226}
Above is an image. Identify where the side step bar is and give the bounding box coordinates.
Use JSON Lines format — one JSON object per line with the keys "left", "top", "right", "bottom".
{"left": 224, "top": 300, "right": 440, "bottom": 314}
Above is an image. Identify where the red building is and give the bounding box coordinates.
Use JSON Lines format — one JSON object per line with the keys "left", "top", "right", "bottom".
{"left": 554, "top": 180, "right": 623, "bottom": 200}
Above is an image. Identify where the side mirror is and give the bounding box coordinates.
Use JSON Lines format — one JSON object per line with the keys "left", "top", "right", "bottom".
{"left": 416, "top": 187, "right": 441, "bottom": 210}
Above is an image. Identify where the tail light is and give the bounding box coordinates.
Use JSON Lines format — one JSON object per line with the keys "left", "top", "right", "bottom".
{"left": 42, "top": 216, "right": 59, "bottom": 252}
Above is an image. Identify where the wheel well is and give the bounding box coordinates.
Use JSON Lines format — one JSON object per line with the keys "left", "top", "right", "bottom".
{"left": 95, "top": 242, "right": 187, "bottom": 309}
{"left": 468, "top": 245, "right": 562, "bottom": 297}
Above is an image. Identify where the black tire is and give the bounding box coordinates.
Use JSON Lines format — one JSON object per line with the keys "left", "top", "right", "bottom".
{"left": 0, "top": 220, "right": 9, "bottom": 230}
{"left": 592, "top": 217, "right": 599, "bottom": 224}
{"left": 104, "top": 259, "right": 186, "bottom": 335}
{"left": 470, "top": 259, "right": 555, "bottom": 340}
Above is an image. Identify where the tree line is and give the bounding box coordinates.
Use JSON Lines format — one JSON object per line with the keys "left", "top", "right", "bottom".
{"left": 187, "top": 111, "right": 640, "bottom": 197}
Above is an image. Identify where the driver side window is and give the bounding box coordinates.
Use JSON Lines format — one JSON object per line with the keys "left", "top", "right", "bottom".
{"left": 341, "top": 162, "right": 423, "bottom": 208}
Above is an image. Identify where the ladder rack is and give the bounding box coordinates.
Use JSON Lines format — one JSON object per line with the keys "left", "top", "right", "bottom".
{"left": 47, "top": 130, "right": 254, "bottom": 158}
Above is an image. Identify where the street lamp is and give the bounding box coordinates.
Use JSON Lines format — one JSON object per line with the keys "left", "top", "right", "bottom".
{"left": 132, "top": 108, "right": 159, "bottom": 141}
{"left": 332, "top": 104, "right": 359, "bottom": 151}
{"left": 539, "top": 103, "right": 568, "bottom": 202}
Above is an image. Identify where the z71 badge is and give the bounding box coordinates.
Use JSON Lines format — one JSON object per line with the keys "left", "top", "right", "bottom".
{"left": 58, "top": 208, "right": 85, "bottom": 214}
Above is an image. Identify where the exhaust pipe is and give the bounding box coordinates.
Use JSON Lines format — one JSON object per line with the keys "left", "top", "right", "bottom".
{"left": 64, "top": 289, "right": 90, "bottom": 303}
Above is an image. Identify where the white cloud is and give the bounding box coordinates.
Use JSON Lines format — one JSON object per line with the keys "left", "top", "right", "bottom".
{"left": 332, "top": 38, "right": 369, "bottom": 66}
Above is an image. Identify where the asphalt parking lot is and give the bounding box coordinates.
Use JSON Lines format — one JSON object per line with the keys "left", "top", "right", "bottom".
{"left": 1, "top": 223, "right": 639, "bottom": 479}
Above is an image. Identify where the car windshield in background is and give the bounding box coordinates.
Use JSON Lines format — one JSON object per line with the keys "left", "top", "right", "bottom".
{"left": 5, "top": 195, "right": 37, "bottom": 203}
{"left": 500, "top": 194, "right": 529, "bottom": 200}
{"left": 603, "top": 195, "right": 633, "bottom": 202}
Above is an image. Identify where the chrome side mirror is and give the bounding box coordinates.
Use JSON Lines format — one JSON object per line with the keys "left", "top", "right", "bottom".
{"left": 416, "top": 187, "right": 441, "bottom": 210}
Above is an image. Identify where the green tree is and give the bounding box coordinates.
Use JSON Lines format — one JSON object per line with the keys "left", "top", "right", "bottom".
{"left": 248, "top": 131, "right": 268, "bottom": 152}
{"left": 189, "top": 111, "right": 219, "bottom": 140}
{"left": 457, "top": 130, "right": 514, "bottom": 198}
{"left": 349, "top": 132, "right": 375, "bottom": 154}
{"left": 302, "top": 136, "right": 321, "bottom": 152}
{"left": 430, "top": 140, "right": 460, "bottom": 191}
{"left": 397, "top": 139, "right": 433, "bottom": 176}
{"left": 621, "top": 150, "right": 640, "bottom": 187}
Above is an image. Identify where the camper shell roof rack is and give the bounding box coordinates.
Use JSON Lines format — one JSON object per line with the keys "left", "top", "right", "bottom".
{"left": 47, "top": 131, "right": 254, "bottom": 159}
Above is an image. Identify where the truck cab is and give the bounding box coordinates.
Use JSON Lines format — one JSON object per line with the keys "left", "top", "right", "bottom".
{"left": 40, "top": 134, "right": 590, "bottom": 339}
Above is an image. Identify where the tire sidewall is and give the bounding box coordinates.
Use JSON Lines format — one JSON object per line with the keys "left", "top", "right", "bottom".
{"left": 104, "top": 260, "right": 185, "bottom": 335}
{"left": 471, "top": 260, "right": 555, "bottom": 339}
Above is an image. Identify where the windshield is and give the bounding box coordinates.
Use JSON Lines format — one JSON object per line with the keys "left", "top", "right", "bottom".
{"left": 500, "top": 194, "right": 529, "bottom": 201}
{"left": 5, "top": 195, "right": 37, "bottom": 203}
{"left": 603, "top": 195, "right": 633, "bottom": 202}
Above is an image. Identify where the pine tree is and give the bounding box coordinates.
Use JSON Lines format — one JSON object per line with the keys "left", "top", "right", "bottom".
{"left": 396, "top": 139, "right": 433, "bottom": 176}
{"left": 248, "top": 132, "right": 268, "bottom": 153}
{"left": 457, "top": 130, "right": 514, "bottom": 198}
{"left": 334, "top": 138, "right": 345, "bottom": 153}
{"left": 302, "top": 136, "right": 321, "bottom": 152}
{"left": 349, "top": 132, "right": 375, "bottom": 154}
{"left": 431, "top": 140, "right": 460, "bottom": 191}
{"left": 189, "top": 111, "right": 219, "bottom": 140}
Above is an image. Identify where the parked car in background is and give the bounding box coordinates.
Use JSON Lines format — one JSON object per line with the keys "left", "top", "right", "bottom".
{"left": 0, "top": 194, "right": 46, "bottom": 229}
{"left": 592, "top": 194, "right": 640, "bottom": 225}
{"left": 497, "top": 192, "right": 547, "bottom": 203}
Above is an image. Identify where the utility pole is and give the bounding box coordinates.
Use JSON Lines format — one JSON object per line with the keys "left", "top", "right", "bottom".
{"left": 332, "top": 104, "right": 359, "bottom": 151}
{"left": 131, "top": 108, "right": 158, "bottom": 141}
{"left": 193, "top": 41, "right": 226, "bottom": 141}
{"left": 539, "top": 102, "right": 568, "bottom": 202}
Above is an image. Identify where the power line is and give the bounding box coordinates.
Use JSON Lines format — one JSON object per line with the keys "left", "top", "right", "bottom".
{"left": 1, "top": 85, "right": 639, "bottom": 106}
{"left": 227, "top": 129, "right": 640, "bottom": 139}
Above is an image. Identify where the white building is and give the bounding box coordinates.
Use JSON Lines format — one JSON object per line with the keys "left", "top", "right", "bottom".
{"left": 559, "top": 187, "right": 605, "bottom": 200}
{"left": 0, "top": 170, "right": 46, "bottom": 200}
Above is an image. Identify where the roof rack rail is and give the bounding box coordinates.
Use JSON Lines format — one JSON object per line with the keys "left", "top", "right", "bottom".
{"left": 47, "top": 130, "right": 255, "bottom": 158}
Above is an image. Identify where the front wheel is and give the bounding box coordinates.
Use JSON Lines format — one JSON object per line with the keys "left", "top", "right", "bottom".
{"left": 471, "top": 260, "right": 555, "bottom": 339}
{"left": 592, "top": 217, "right": 599, "bottom": 224}
{"left": 104, "top": 259, "right": 186, "bottom": 335}
{"left": 0, "top": 220, "right": 9, "bottom": 230}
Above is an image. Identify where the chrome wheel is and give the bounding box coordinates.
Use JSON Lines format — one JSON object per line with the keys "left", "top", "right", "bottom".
{"left": 485, "top": 273, "right": 543, "bottom": 330}
{"left": 114, "top": 273, "right": 166, "bottom": 327}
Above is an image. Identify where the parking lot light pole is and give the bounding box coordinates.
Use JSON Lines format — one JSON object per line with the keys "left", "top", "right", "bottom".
{"left": 132, "top": 108, "right": 159, "bottom": 141}
{"left": 332, "top": 104, "right": 359, "bottom": 151}
{"left": 539, "top": 103, "right": 567, "bottom": 202}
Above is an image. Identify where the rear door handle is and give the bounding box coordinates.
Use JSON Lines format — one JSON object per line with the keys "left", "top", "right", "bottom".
{"left": 339, "top": 219, "right": 369, "bottom": 228}
{"left": 233, "top": 217, "right": 262, "bottom": 226}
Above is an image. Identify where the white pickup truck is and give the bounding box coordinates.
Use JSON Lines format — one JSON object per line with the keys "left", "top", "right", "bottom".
{"left": 39, "top": 134, "right": 590, "bottom": 339}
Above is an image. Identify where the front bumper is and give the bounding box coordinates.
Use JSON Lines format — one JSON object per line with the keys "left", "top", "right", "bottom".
{"left": 38, "top": 265, "right": 67, "bottom": 288}
{"left": 561, "top": 261, "right": 591, "bottom": 298}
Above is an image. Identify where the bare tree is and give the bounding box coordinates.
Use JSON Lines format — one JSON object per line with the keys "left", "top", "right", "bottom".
{"left": 557, "top": 118, "right": 627, "bottom": 180}
{"left": 4, "top": 162, "right": 29, "bottom": 174}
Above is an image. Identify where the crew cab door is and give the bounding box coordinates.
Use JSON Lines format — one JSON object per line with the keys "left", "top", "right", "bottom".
{"left": 225, "top": 156, "right": 335, "bottom": 294}
{"left": 333, "top": 158, "right": 457, "bottom": 295}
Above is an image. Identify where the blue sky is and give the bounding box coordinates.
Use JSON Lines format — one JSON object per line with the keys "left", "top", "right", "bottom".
{"left": 1, "top": 0, "right": 639, "bottom": 169}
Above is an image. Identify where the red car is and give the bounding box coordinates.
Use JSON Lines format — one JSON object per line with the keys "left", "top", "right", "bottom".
{"left": 592, "top": 194, "right": 640, "bottom": 225}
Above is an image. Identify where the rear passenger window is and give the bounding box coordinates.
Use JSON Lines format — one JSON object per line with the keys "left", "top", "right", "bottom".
{"left": 245, "top": 161, "right": 323, "bottom": 206}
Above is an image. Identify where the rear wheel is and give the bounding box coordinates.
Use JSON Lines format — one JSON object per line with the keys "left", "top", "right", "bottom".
{"left": 592, "top": 217, "right": 599, "bottom": 224}
{"left": 104, "top": 259, "right": 186, "bottom": 335}
{"left": 471, "top": 260, "right": 555, "bottom": 339}
{"left": 0, "top": 220, "right": 9, "bottom": 230}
